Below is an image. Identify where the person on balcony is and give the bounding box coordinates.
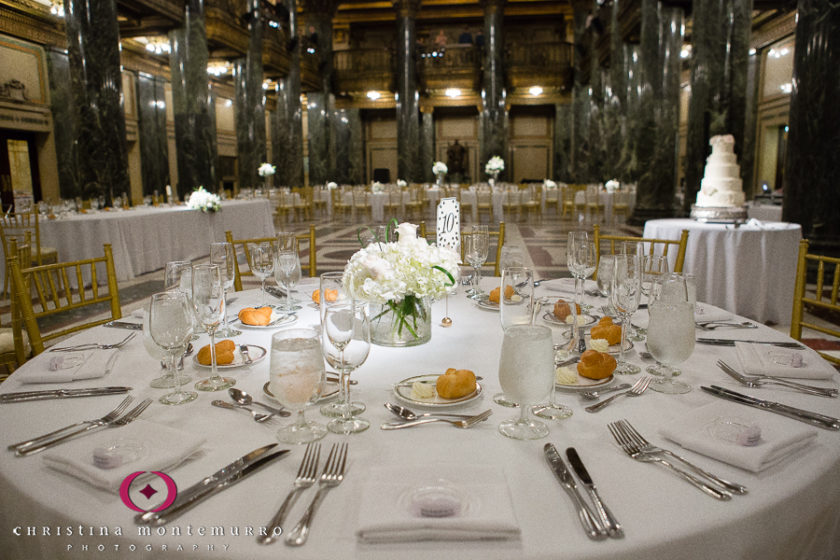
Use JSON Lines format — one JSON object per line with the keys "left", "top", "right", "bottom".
{"left": 458, "top": 26, "right": 473, "bottom": 44}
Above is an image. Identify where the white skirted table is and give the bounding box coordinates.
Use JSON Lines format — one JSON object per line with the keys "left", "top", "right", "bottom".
{"left": 0, "top": 278, "right": 838, "bottom": 559}
{"left": 643, "top": 218, "right": 802, "bottom": 325}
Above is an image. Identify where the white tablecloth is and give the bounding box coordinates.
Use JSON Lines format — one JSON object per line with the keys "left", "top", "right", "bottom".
{"left": 1, "top": 280, "right": 838, "bottom": 559}
{"left": 9, "top": 200, "right": 274, "bottom": 283}
{"left": 643, "top": 218, "right": 802, "bottom": 325}
{"left": 746, "top": 203, "right": 783, "bottom": 222}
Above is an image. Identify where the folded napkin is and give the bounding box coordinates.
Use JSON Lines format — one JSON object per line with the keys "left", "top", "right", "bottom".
{"left": 20, "top": 349, "right": 120, "bottom": 384}
{"left": 693, "top": 303, "right": 731, "bottom": 323}
{"left": 544, "top": 278, "right": 596, "bottom": 294}
{"left": 43, "top": 420, "right": 205, "bottom": 491}
{"left": 660, "top": 401, "right": 818, "bottom": 472}
{"left": 734, "top": 342, "right": 837, "bottom": 380}
{"left": 356, "top": 464, "right": 520, "bottom": 544}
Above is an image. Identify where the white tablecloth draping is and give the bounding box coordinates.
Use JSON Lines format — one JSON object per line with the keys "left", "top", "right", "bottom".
{"left": 1, "top": 280, "right": 838, "bottom": 559}
{"left": 3, "top": 200, "right": 275, "bottom": 285}
{"left": 643, "top": 218, "right": 802, "bottom": 325}
{"left": 746, "top": 203, "right": 783, "bottom": 222}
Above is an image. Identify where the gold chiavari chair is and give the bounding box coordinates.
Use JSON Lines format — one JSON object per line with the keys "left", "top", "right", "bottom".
{"left": 592, "top": 224, "right": 689, "bottom": 280}
{"left": 461, "top": 222, "right": 506, "bottom": 277}
{"left": 543, "top": 185, "right": 560, "bottom": 215}
{"left": 226, "top": 225, "right": 318, "bottom": 291}
{"left": 0, "top": 237, "right": 32, "bottom": 378}
{"left": 791, "top": 239, "right": 840, "bottom": 365}
{"left": 0, "top": 211, "right": 59, "bottom": 298}
{"left": 521, "top": 184, "right": 542, "bottom": 222}
{"left": 332, "top": 188, "right": 351, "bottom": 221}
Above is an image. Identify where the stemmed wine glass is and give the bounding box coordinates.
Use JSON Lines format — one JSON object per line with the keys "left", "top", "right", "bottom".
{"left": 641, "top": 254, "right": 670, "bottom": 302}
{"left": 274, "top": 248, "right": 302, "bottom": 313}
{"left": 566, "top": 231, "right": 597, "bottom": 313}
{"left": 611, "top": 246, "right": 643, "bottom": 374}
{"left": 647, "top": 273, "right": 694, "bottom": 394}
{"left": 247, "top": 242, "right": 275, "bottom": 307}
{"left": 165, "top": 260, "right": 200, "bottom": 338}
{"left": 210, "top": 242, "right": 241, "bottom": 337}
{"left": 149, "top": 291, "right": 197, "bottom": 405}
{"left": 269, "top": 327, "right": 328, "bottom": 443}
{"left": 596, "top": 254, "right": 615, "bottom": 315}
{"left": 321, "top": 300, "right": 371, "bottom": 434}
{"left": 498, "top": 325, "right": 556, "bottom": 439}
{"left": 192, "top": 264, "right": 236, "bottom": 391}
{"left": 463, "top": 225, "right": 489, "bottom": 299}
{"left": 144, "top": 306, "right": 191, "bottom": 389}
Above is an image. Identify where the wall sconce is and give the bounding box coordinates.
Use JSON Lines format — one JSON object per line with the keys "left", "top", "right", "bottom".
{"left": 445, "top": 88, "right": 461, "bottom": 98}
{"left": 529, "top": 86, "right": 543, "bottom": 96}
{"left": 366, "top": 91, "right": 381, "bottom": 100}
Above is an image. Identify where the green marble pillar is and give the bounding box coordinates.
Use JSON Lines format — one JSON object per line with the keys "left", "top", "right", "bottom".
{"left": 46, "top": 48, "right": 79, "bottom": 198}
{"left": 554, "top": 103, "right": 572, "bottom": 180}
{"left": 136, "top": 74, "right": 170, "bottom": 195}
{"left": 272, "top": 0, "right": 304, "bottom": 187}
{"left": 64, "top": 0, "right": 129, "bottom": 204}
{"left": 421, "top": 111, "right": 435, "bottom": 183}
{"left": 306, "top": 92, "right": 331, "bottom": 184}
{"left": 741, "top": 50, "right": 760, "bottom": 200}
{"left": 394, "top": 0, "right": 422, "bottom": 182}
{"left": 234, "top": 0, "right": 266, "bottom": 190}
{"left": 570, "top": 0, "right": 589, "bottom": 181}
{"left": 332, "top": 108, "right": 363, "bottom": 184}
{"left": 479, "top": 0, "right": 508, "bottom": 179}
{"left": 303, "top": 1, "right": 338, "bottom": 185}
{"left": 622, "top": 43, "right": 641, "bottom": 183}
{"left": 784, "top": 0, "right": 840, "bottom": 250}
{"left": 607, "top": 0, "right": 629, "bottom": 182}
{"left": 684, "top": 0, "right": 752, "bottom": 212}
{"left": 169, "top": 0, "right": 217, "bottom": 198}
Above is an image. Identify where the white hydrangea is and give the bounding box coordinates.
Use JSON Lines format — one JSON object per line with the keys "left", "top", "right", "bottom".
{"left": 432, "top": 161, "right": 448, "bottom": 175}
{"left": 258, "top": 162, "right": 276, "bottom": 177}
{"left": 396, "top": 179, "right": 407, "bottom": 188}
{"left": 544, "top": 179, "right": 558, "bottom": 189}
{"left": 605, "top": 179, "right": 620, "bottom": 192}
{"left": 186, "top": 186, "right": 222, "bottom": 213}
{"left": 326, "top": 181, "right": 338, "bottom": 189}
{"left": 485, "top": 156, "right": 505, "bottom": 175}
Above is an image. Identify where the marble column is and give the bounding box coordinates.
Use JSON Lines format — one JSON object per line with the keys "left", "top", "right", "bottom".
{"left": 570, "top": 0, "right": 589, "bottom": 181}
{"left": 606, "top": 0, "right": 629, "bottom": 181}
{"left": 64, "top": 0, "right": 130, "bottom": 204}
{"left": 684, "top": 0, "right": 752, "bottom": 212}
{"left": 784, "top": 0, "right": 840, "bottom": 249}
{"left": 622, "top": 43, "right": 641, "bottom": 183}
{"left": 169, "top": 0, "right": 217, "bottom": 199}
{"left": 586, "top": 30, "right": 605, "bottom": 183}
{"left": 394, "top": 0, "right": 422, "bottom": 182}
{"left": 331, "top": 108, "right": 363, "bottom": 184}
{"left": 479, "top": 0, "right": 508, "bottom": 178}
{"left": 234, "top": 0, "right": 266, "bottom": 190}
{"left": 306, "top": 92, "right": 330, "bottom": 184}
{"left": 46, "top": 48, "right": 79, "bottom": 198}
{"left": 272, "top": 0, "right": 304, "bottom": 187}
{"left": 420, "top": 111, "right": 435, "bottom": 183}
{"left": 136, "top": 74, "right": 170, "bottom": 195}
{"left": 554, "top": 103, "right": 572, "bottom": 180}
{"left": 741, "top": 50, "right": 760, "bottom": 201}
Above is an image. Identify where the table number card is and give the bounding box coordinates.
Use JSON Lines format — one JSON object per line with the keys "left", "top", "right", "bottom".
{"left": 436, "top": 197, "right": 460, "bottom": 252}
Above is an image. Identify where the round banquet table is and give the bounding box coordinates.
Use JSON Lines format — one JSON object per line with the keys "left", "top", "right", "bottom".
{"left": 642, "top": 218, "right": 802, "bottom": 325}
{"left": 1, "top": 279, "right": 839, "bottom": 560}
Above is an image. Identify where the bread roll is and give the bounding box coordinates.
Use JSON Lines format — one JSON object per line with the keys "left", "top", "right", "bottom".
{"left": 577, "top": 349, "right": 617, "bottom": 380}
{"left": 197, "top": 339, "right": 236, "bottom": 365}
{"left": 436, "top": 368, "right": 477, "bottom": 399}
{"left": 238, "top": 306, "right": 273, "bottom": 326}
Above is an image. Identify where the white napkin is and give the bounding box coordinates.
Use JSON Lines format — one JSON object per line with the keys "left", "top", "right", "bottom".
{"left": 43, "top": 420, "right": 205, "bottom": 491}
{"left": 356, "top": 464, "right": 520, "bottom": 544}
{"left": 544, "top": 278, "right": 596, "bottom": 295}
{"left": 19, "top": 349, "right": 120, "bottom": 384}
{"left": 734, "top": 342, "right": 837, "bottom": 380}
{"left": 694, "top": 303, "right": 731, "bottom": 323}
{"left": 660, "top": 401, "right": 818, "bottom": 472}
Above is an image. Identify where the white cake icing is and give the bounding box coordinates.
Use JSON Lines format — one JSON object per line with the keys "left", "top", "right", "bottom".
{"left": 696, "top": 134, "right": 745, "bottom": 208}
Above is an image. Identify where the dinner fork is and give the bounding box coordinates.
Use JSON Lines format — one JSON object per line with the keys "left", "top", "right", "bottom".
{"left": 697, "top": 321, "right": 758, "bottom": 331}
{"left": 49, "top": 332, "right": 137, "bottom": 352}
{"left": 258, "top": 443, "right": 321, "bottom": 545}
{"left": 16, "top": 398, "right": 153, "bottom": 456}
{"left": 716, "top": 360, "right": 838, "bottom": 397}
{"left": 285, "top": 442, "right": 348, "bottom": 547}
{"left": 585, "top": 377, "right": 651, "bottom": 413}
{"left": 616, "top": 419, "right": 748, "bottom": 495}
{"left": 9, "top": 396, "right": 134, "bottom": 451}
{"left": 607, "top": 422, "right": 731, "bottom": 501}
{"left": 380, "top": 409, "right": 493, "bottom": 430}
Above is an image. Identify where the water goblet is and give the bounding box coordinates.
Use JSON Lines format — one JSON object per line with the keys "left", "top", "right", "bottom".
{"left": 646, "top": 275, "right": 694, "bottom": 394}
{"left": 164, "top": 260, "right": 192, "bottom": 293}
{"left": 611, "top": 247, "right": 642, "bottom": 374}
{"left": 149, "top": 291, "right": 197, "bottom": 405}
{"left": 247, "top": 242, "right": 275, "bottom": 307}
{"left": 463, "top": 225, "right": 489, "bottom": 299}
{"left": 269, "top": 328, "right": 328, "bottom": 444}
{"left": 276, "top": 231, "right": 297, "bottom": 252}
{"left": 322, "top": 301, "right": 371, "bottom": 434}
{"left": 641, "top": 255, "right": 670, "bottom": 301}
{"left": 210, "top": 242, "right": 241, "bottom": 337}
{"left": 192, "top": 264, "right": 236, "bottom": 391}
{"left": 145, "top": 303, "right": 191, "bottom": 389}
{"left": 274, "top": 248, "right": 302, "bottom": 313}
{"left": 498, "top": 325, "right": 556, "bottom": 439}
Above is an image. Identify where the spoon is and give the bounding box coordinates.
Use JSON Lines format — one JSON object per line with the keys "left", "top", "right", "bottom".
{"left": 229, "top": 388, "right": 291, "bottom": 417}
{"left": 211, "top": 400, "right": 273, "bottom": 422}
{"left": 384, "top": 402, "right": 476, "bottom": 421}
{"left": 580, "top": 383, "right": 632, "bottom": 400}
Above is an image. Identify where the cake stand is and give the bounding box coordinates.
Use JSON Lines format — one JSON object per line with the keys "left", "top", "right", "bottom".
{"left": 690, "top": 205, "right": 748, "bottom": 224}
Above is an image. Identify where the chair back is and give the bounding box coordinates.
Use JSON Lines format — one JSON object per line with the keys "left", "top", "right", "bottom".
{"left": 8, "top": 244, "right": 121, "bottom": 358}
{"left": 790, "top": 239, "right": 840, "bottom": 365}
{"left": 225, "top": 225, "right": 317, "bottom": 291}
{"left": 460, "top": 222, "right": 506, "bottom": 276}
{"left": 592, "top": 224, "right": 689, "bottom": 279}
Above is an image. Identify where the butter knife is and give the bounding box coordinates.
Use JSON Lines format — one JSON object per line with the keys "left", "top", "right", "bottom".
{"left": 239, "top": 345, "right": 253, "bottom": 365}
{"left": 543, "top": 443, "right": 606, "bottom": 540}
{"left": 565, "top": 447, "right": 623, "bottom": 538}
{"left": 137, "top": 444, "right": 289, "bottom": 525}
{"left": 0, "top": 386, "right": 132, "bottom": 403}
{"left": 104, "top": 321, "right": 143, "bottom": 330}
{"left": 696, "top": 338, "right": 804, "bottom": 348}
{"left": 701, "top": 385, "right": 840, "bottom": 430}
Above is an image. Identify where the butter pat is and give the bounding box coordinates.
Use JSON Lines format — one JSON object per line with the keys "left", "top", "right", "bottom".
{"left": 555, "top": 366, "right": 577, "bottom": 385}
{"left": 590, "top": 338, "right": 610, "bottom": 352}
{"left": 564, "top": 315, "right": 587, "bottom": 326}
{"left": 411, "top": 381, "right": 436, "bottom": 399}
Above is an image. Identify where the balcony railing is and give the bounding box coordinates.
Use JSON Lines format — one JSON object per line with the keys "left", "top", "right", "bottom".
{"left": 420, "top": 44, "right": 479, "bottom": 91}
{"left": 334, "top": 48, "right": 394, "bottom": 93}
{"left": 506, "top": 41, "right": 573, "bottom": 88}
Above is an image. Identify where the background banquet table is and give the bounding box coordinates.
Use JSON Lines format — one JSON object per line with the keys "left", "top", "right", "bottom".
{"left": 0, "top": 279, "right": 838, "bottom": 559}
{"left": 746, "top": 202, "right": 783, "bottom": 222}
{"left": 642, "top": 218, "right": 801, "bottom": 324}
{"left": 2, "top": 200, "right": 275, "bottom": 285}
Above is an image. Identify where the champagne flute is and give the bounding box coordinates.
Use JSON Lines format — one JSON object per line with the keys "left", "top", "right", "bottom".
{"left": 464, "top": 225, "right": 489, "bottom": 299}
{"left": 210, "top": 242, "right": 241, "bottom": 337}
{"left": 269, "top": 328, "right": 328, "bottom": 444}
{"left": 647, "top": 274, "right": 694, "bottom": 393}
{"left": 274, "top": 248, "right": 302, "bottom": 313}
{"left": 611, "top": 247, "right": 642, "bottom": 374}
{"left": 322, "top": 300, "right": 371, "bottom": 434}
{"left": 247, "top": 242, "right": 275, "bottom": 307}
{"left": 149, "top": 291, "right": 197, "bottom": 405}
{"left": 317, "top": 271, "right": 357, "bottom": 417}
{"left": 566, "top": 231, "right": 596, "bottom": 312}
{"left": 165, "top": 260, "right": 200, "bottom": 338}
{"left": 192, "top": 264, "right": 236, "bottom": 391}
{"left": 276, "top": 231, "right": 296, "bottom": 252}
{"left": 596, "top": 254, "right": 615, "bottom": 314}
{"left": 498, "top": 325, "right": 555, "bottom": 439}
{"left": 641, "top": 254, "right": 669, "bottom": 301}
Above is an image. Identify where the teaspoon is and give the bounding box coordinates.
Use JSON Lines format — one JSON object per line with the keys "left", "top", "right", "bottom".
{"left": 229, "top": 388, "right": 290, "bottom": 417}
{"left": 580, "top": 383, "right": 632, "bottom": 400}
{"left": 384, "top": 402, "right": 475, "bottom": 421}
{"left": 211, "top": 400, "right": 273, "bottom": 422}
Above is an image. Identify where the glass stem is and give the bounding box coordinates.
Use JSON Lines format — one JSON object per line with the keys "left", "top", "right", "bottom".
{"left": 261, "top": 278, "right": 267, "bottom": 307}
{"left": 619, "top": 314, "right": 628, "bottom": 363}
{"left": 295, "top": 409, "right": 307, "bottom": 429}
{"left": 518, "top": 401, "right": 529, "bottom": 424}
{"left": 169, "top": 352, "right": 180, "bottom": 393}
{"left": 574, "top": 276, "right": 583, "bottom": 309}
{"left": 208, "top": 328, "right": 219, "bottom": 383}
{"left": 221, "top": 291, "right": 230, "bottom": 331}
{"left": 474, "top": 265, "right": 482, "bottom": 294}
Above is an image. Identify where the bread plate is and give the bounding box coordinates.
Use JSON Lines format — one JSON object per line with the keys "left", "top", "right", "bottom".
{"left": 192, "top": 344, "right": 267, "bottom": 369}
{"left": 393, "top": 374, "right": 483, "bottom": 408}
{"left": 541, "top": 311, "right": 598, "bottom": 327}
{"left": 553, "top": 330, "right": 634, "bottom": 355}
{"left": 235, "top": 308, "right": 297, "bottom": 329}
{"left": 555, "top": 370, "right": 615, "bottom": 392}
{"left": 262, "top": 379, "right": 340, "bottom": 404}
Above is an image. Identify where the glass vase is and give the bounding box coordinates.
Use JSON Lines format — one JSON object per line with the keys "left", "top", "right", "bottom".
{"left": 370, "top": 295, "right": 432, "bottom": 347}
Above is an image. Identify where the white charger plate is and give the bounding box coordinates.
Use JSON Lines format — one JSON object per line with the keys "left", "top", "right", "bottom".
{"left": 393, "top": 374, "right": 483, "bottom": 408}
{"left": 192, "top": 344, "right": 267, "bottom": 369}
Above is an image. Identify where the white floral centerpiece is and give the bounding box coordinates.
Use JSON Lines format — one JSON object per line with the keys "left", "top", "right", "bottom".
{"left": 343, "top": 222, "right": 459, "bottom": 346}
{"left": 432, "top": 161, "right": 448, "bottom": 176}
{"left": 258, "top": 162, "right": 276, "bottom": 177}
{"left": 485, "top": 156, "right": 505, "bottom": 176}
{"left": 326, "top": 181, "right": 338, "bottom": 190}
{"left": 605, "top": 179, "right": 620, "bottom": 193}
{"left": 396, "top": 179, "right": 407, "bottom": 188}
{"left": 544, "top": 179, "right": 558, "bottom": 189}
{"left": 371, "top": 181, "right": 385, "bottom": 193}
{"left": 186, "top": 186, "right": 222, "bottom": 213}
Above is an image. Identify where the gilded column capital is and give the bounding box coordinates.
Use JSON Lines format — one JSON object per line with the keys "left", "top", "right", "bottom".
{"left": 301, "top": 0, "right": 340, "bottom": 18}
{"left": 392, "top": 0, "right": 421, "bottom": 17}
{"left": 483, "top": 0, "right": 506, "bottom": 15}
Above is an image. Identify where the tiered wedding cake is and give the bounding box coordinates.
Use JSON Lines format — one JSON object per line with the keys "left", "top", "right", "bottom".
{"left": 690, "top": 134, "right": 748, "bottom": 223}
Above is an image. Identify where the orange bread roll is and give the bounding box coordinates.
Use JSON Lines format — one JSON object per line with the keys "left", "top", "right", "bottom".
{"left": 553, "top": 299, "right": 581, "bottom": 320}
{"left": 312, "top": 289, "right": 338, "bottom": 304}
{"left": 591, "top": 317, "right": 622, "bottom": 345}
{"left": 197, "top": 339, "right": 236, "bottom": 365}
{"left": 577, "top": 350, "right": 617, "bottom": 380}
{"left": 436, "top": 368, "right": 477, "bottom": 399}
{"left": 238, "top": 306, "right": 273, "bottom": 326}
{"left": 488, "top": 285, "right": 515, "bottom": 304}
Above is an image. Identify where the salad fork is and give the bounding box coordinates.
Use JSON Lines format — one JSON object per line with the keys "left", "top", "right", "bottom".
{"left": 258, "top": 443, "right": 321, "bottom": 545}
{"left": 585, "top": 377, "right": 651, "bottom": 413}
{"left": 716, "top": 360, "right": 838, "bottom": 397}
{"left": 49, "top": 332, "right": 136, "bottom": 352}
{"left": 285, "top": 442, "right": 348, "bottom": 547}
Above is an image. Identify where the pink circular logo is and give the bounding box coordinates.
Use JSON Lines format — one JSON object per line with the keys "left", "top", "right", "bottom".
{"left": 119, "top": 471, "right": 178, "bottom": 512}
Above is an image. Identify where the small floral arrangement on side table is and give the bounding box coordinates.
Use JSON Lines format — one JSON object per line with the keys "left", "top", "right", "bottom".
{"left": 258, "top": 162, "right": 276, "bottom": 177}
{"left": 485, "top": 156, "right": 505, "bottom": 176}
{"left": 371, "top": 181, "right": 385, "bottom": 193}
{"left": 186, "top": 186, "right": 222, "bottom": 213}
{"left": 432, "top": 161, "right": 448, "bottom": 176}
{"left": 605, "top": 179, "right": 620, "bottom": 193}
{"left": 327, "top": 181, "right": 338, "bottom": 190}
{"left": 397, "top": 179, "right": 407, "bottom": 188}
{"left": 544, "top": 179, "right": 558, "bottom": 189}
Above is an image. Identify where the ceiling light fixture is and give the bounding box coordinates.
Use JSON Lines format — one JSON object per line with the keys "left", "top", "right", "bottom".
{"left": 366, "top": 91, "right": 381, "bottom": 100}
{"left": 207, "top": 62, "right": 232, "bottom": 76}
{"left": 529, "top": 86, "right": 543, "bottom": 96}
{"left": 445, "top": 88, "right": 461, "bottom": 98}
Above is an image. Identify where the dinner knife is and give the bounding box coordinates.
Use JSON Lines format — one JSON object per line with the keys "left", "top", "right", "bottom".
{"left": 0, "top": 386, "right": 132, "bottom": 403}
{"left": 136, "top": 444, "right": 289, "bottom": 526}
{"left": 696, "top": 338, "right": 804, "bottom": 348}
{"left": 104, "top": 321, "right": 143, "bottom": 330}
{"left": 701, "top": 386, "right": 840, "bottom": 430}
{"left": 565, "top": 447, "right": 623, "bottom": 538}
{"left": 543, "top": 443, "right": 607, "bottom": 540}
